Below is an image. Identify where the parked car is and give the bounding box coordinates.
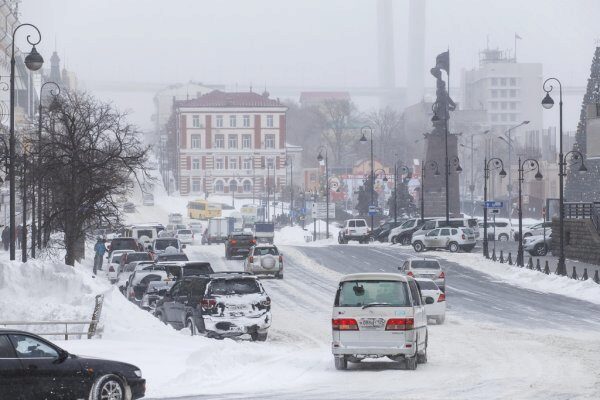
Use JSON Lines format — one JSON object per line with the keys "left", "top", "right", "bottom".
{"left": 107, "top": 237, "right": 142, "bottom": 256}
{"left": 155, "top": 253, "right": 189, "bottom": 262}
{"left": 331, "top": 273, "right": 429, "bottom": 370}
{"left": 157, "top": 261, "right": 214, "bottom": 280}
{"left": 175, "top": 229, "right": 194, "bottom": 244}
{"left": 140, "top": 280, "right": 175, "bottom": 311}
{"left": 479, "top": 220, "right": 514, "bottom": 242}
{"left": 106, "top": 249, "right": 135, "bottom": 283}
{"left": 150, "top": 238, "right": 185, "bottom": 255}
{"left": 118, "top": 261, "right": 160, "bottom": 292}
{"left": 415, "top": 278, "right": 446, "bottom": 324}
{"left": 120, "top": 251, "right": 153, "bottom": 271}
{"left": 371, "top": 220, "right": 404, "bottom": 242}
{"left": 517, "top": 221, "right": 552, "bottom": 241}
{"left": 125, "top": 269, "right": 169, "bottom": 304}
{"left": 388, "top": 218, "right": 433, "bottom": 245}
{"left": 524, "top": 233, "right": 552, "bottom": 256}
{"left": 168, "top": 213, "right": 184, "bottom": 224}
{"left": 412, "top": 227, "right": 476, "bottom": 253}
{"left": 0, "top": 329, "right": 145, "bottom": 399}
{"left": 155, "top": 273, "right": 271, "bottom": 341}
{"left": 338, "top": 219, "right": 370, "bottom": 244}
{"left": 398, "top": 258, "right": 445, "bottom": 292}
{"left": 225, "top": 232, "right": 256, "bottom": 259}
{"left": 244, "top": 244, "right": 283, "bottom": 279}
{"left": 412, "top": 218, "right": 480, "bottom": 240}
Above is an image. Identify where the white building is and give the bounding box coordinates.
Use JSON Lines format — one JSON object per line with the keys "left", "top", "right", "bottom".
{"left": 174, "top": 90, "right": 288, "bottom": 197}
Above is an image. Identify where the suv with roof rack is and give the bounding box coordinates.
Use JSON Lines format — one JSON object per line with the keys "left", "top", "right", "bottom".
{"left": 154, "top": 272, "right": 271, "bottom": 341}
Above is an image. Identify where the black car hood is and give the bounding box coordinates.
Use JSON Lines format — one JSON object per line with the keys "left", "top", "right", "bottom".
{"left": 74, "top": 354, "right": 139, "bottom": 373}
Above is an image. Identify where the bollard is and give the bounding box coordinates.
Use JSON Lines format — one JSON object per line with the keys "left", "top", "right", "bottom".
{"left": 543, "top": 260, "right": 550, "bottom": 275}
{"left": 492, "top": 249, "right": 497, "bottom": 261}
{"left": 499, "top": 250, "right": 504, "bottom": 263}
{"left": 527, "top": 257, "right": 533, "bottom": 270}
{"left": 582, "top": 268, "right": 589, "bottom": 281}
{"left": 594, "top": 270, "right": 600, "bottom": 284}
{"left": 508, "top": 252, "right": 513, "bottom": 265}
{"left": 535, "top": 259, "right": 541, "bottom": 272}
{"left": 571, "top": 266, "right": 578, "bottom": 280}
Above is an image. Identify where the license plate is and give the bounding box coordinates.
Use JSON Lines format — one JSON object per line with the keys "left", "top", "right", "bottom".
{"left": 227, "top": 304, "right": 247, "bottom": 310}
{"left": 359, "top": 318, "right": 385, "bottom": 328}
{"left": 228, "top": 326, "right": 243, "bottom": 332}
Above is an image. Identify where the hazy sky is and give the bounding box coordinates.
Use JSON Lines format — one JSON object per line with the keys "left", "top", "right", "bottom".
{"left": 20, "top": 0, "right": 600, "bottom": 130}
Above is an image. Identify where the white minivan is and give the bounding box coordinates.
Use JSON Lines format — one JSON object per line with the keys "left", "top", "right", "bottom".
{"left": 412, "top": 217, "right": 480, "bottom": 239}
{"left": 331, "top": 273, "right": 430, "bottom": 370}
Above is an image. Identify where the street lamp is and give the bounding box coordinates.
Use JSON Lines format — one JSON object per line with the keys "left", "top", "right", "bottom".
{"left": 461, "top": 130, "right": 490, "bottom": 213}
{"left": 392, "top": 161, "right": 410, "bottom": 224}
{"left": 420, "top": 160, "right": 440, "bottom": 223}
{"left": 32, "top": 81, "right": 60, "bottom": 256}
{"left": 502, "top": 120, "right": 529, "bottom": 222}
{"left": 483, "top": 157, "right": 507, "bottom": 258}
{"left": 9, "top": 23, "right": 44, "bottom": 261}
{"left": 359, "top": 125, "right": 375, "bottom": 230}
{"left": 517, "top": 158, "right": 543, "bottom": 266}
{"left": 285, "top": 156, "right": 293, "bottom": 227}
{"left": 316, "top": 146, "right": 329, "bottom": 239}
{"left": 541, "top": 78, "right": 589, "bottom": 275}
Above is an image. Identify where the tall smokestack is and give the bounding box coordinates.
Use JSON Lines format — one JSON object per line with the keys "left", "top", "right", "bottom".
{"left": 377, "top": 0, "right": 395, "bottom": 107}
{"left": 407, "top": 0, "right": 426, "bottom": 105}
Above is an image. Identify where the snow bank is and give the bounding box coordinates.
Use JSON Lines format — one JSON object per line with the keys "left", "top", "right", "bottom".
{"left": 437, "top": 251, "right": 600, "bottom": 305}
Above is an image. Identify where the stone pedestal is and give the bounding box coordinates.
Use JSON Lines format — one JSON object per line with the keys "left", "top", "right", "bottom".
{"left": 423, "top": 133, "right": 461, "bottom": 218}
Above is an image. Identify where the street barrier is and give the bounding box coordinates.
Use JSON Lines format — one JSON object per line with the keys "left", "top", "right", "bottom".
{"left": 527, "top": 257, "right": 533, "bottom": 270}
{"left": 507, "top": 252, "right": 513, "bottom": 265}
{"left": 594, "top": 270, "right": 600, "bottom": 284}
{"left": 543, "top": 260, "right": 550, "bottom": 274}
{"left": 499, "top": 250, "right": 504, "bottom": 263}
{"left": 492, "top": 249, "right": 497, "bottom": 261}
{"left": 571, "top": 266, "right": 579, "bottom": 280}
{"left": 535, "top": 259, "right": 541, "bottom": 272}
{"left": 582, "top": 268, "right": 589, "bottom": 280}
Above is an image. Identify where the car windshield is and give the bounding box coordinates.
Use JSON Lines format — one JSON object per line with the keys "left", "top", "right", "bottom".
{"left": 133, "top": 272, "right": 166, "bottom": 285}
{"left": 231, "top": 234, "right": 253, "bottom": 241}
{"left": 155, "top": 239, "right": 179, "bottom": 250}
{"left": 111, "top": 239, "right": 137, "bottom": 250}
{"left": 136, "top": 230, "right": 153, "bottom": 238}
{"left": 337, "top": 280, "right": 410, "bottom": 307}
{"left": 416, "top": 280, "right": 438, "bottom": 290}
{"left": 178, "top": 230, "right": 192, "bottom": 235}
{"left": 128, "top": 253, "right": 151, "bottom": 262}
{"left": 209, "top": 278, "right": 261, "bottom": 295}
{"left": 411, "top": 260, "right": 441, "bottom": 269}
{"left": 355, "top": 220, "right": 366, "bottom": 227}
{"left": 254, "top": 247, "right": 278, "bottom": 256}
{"left": 112, "top": 254, "right": 125, "bottom": 263}
{"left": 400, "top": 220, "right": 414, "bottom": 228}
{"left": 182, "top": 263, "right": 214, "bottom": 277}
{"left": 462, "top": 228, "right": 474, "bottom": 235}
{"left": 158, "top": 254, "right": 189, "bottom": 261}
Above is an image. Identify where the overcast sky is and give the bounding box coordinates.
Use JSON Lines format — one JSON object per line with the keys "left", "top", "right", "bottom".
{"left": 21, "top": 0, "right": 600, "bottom": 130}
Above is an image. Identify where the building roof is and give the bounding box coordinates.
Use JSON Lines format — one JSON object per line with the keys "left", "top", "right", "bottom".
{"left": 175, "top": 90, "right": 282, "bottom": 108}
{"left": 299, "top": 91, "right": 351, "bottom": 105}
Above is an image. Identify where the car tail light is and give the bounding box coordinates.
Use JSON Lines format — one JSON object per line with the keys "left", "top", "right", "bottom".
{"left": 201, "top": 298, "right": 217, "bottom": 310}
{"left": 279, "top": 255, "right": 283, "bottom": 262}
{"left": 332, "top": 318, "right": 358, "bottom": 331}
{"left": 385, "top": 318, "right": 414, "bottom": 331}
{"left": 438, "top": 293, "right": 446, "bottom": 302}
{"left": 260, "top": 297, "right": 271, "bottom": 307}
{"left": 230, "top": 239, "right": 237, "bottom": 245}
{"left": 407, "top": 271, "right": 414, "bottom": 277}
{"left": 249, "top": 256, "right": 254, "bottom": 263}
{"left": 251, "top": 239, "right": 256, "bottom": 244}
{"left": 462, "top": 234, "right": 466, "bottom": 240}
{"left": 109, "top": 266, "right": 115, "bottom": 272}
{"left": 439, "top": 271, "right": 445, "bottom": 279}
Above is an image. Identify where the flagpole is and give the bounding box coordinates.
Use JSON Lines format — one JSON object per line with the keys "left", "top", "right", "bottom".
{"left": 445, "top": 47, "right": 450, "bottom": 224}
{"left": 514, "top": 34, "right": 517, "bottom": 61}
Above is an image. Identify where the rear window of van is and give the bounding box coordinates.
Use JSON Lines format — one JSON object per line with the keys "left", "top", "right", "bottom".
{"left": 335, "top": 280, "right": 410, "bottom": 307}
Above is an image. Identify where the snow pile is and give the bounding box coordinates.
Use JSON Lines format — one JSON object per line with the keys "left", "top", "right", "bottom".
{"left": 437, "top": 251, "right": 600, "bottom": 305}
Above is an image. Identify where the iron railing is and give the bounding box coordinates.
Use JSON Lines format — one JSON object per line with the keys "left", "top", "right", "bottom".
{"left": 563, "top": 202, "right": 600, "bottom": 233}
{"left": 0, "top": 320, "right": 99, "bottom": 340}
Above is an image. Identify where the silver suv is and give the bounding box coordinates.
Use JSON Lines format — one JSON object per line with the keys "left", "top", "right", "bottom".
{"left": 244, "top": 245, "right": 284, "bottom": 279}
{"left": 411, "top": 227, "right": 476, "bottom": 253}
{"left": 398, "top": 259, "right": 445, "bottom": 292}
{"left": 338, "top": 219, "right": 370, "bottom": 244}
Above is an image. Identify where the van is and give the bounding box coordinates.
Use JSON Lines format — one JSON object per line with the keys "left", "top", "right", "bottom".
{"left": 331, "top": 273, "right": 430, "bottom": 370}
{"left": 412, "top": 218, "right": 480, "bottom": 239}
{"left": 124, "top": 225, "right": 158, "bottom": 248}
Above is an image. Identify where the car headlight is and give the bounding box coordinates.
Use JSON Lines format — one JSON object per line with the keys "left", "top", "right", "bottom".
{"left": 134, "top": 369, "right": 142, "bottom": 378}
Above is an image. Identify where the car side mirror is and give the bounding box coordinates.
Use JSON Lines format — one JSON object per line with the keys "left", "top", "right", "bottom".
{"left": 57, "top": 349, "right": 69, "bottom": 362}
{"left": 424, "top": 296, "right": 435, "bottom": 305}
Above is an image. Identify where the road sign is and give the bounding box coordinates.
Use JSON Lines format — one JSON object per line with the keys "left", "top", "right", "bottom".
{"left": 484, "top": 201, "right": 503, "bottom": 209}
{"left": 368, "top": 205, "right": 378, "bottom": 216}
{"left": 311, "top": 202, "right": 335, "bottom": 219}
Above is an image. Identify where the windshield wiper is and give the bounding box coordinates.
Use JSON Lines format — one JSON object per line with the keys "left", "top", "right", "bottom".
{"left": 362, "top": 302, "right": 391, "bottom": 309}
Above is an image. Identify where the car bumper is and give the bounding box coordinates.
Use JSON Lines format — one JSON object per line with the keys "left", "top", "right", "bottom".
{"left": 229, "top": 248, "right": 251, "bottom": 255}
{"left": 203, "top": 312, "right": 271, "bottom": 337}
{"left": 128, "top": 378, "right": 146, "bottom": 399}
{"left": 332, "top": 331, "right": 416, "bottom": 357}
{"left": 247, "top": 263, "right": 282, "bottom": 275}
{"left": 425, "top": 302, "right": 446, "bottom": 318}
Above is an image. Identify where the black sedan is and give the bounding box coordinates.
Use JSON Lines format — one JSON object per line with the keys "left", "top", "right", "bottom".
{"left": 0, "top": 329, "right": 145, "bottom": 399}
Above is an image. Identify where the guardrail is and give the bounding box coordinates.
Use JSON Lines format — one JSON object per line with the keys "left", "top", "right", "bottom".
{"left": 0, "top": 320, "right": 99, "bottom": 340}
{"left": 563, "top": 202, "right": 600, "bottom": 233}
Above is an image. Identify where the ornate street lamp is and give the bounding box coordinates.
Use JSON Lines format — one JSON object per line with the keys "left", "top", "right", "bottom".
{"left": 483, "top": 158, "right": 507, "bottom": 258}
{"left": 316, "top": 146, "right": 329, "bottom": 239}
{"left": 517, "top": 158, "right": 543, "bottom": 266}
{"left": 359, "top": 126, "right": 375, "bottom": 230}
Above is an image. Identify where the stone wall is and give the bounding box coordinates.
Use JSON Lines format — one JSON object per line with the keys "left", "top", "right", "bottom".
{"left": 551, "top": 218, "right": 600, "bottom": 264}
{"left": 423, "top": 133, "right": 461, "bottom": 218}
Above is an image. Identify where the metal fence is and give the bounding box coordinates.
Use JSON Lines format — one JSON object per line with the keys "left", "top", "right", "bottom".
{"left": 563, "top": 202, "right": 600, "bottom": 233}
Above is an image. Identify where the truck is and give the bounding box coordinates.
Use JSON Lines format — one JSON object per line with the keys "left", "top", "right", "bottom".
{"left": 205, "top": 217, "right": 233, "bottom": 244}
{"left": 254, "top": 222, "right": 275, "bottom": 244}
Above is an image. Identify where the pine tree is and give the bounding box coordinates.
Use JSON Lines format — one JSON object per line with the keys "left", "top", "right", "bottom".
{"left": 355, "top": 175, "right": 379, "bottom": 216}
{"left": 565, "top": 46, "right": 600, "bottom": 201}
{"left": 387, "top": 175, "right": 417, "bottom": 218}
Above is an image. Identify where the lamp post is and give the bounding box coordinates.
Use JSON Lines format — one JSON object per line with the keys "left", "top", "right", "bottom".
{"left": 9, "top": 23, "right": 44, "bottom": 261}
{"left": 483, "top": 158, "right": 507, "bottom": 258}
{"left": 33, "top": 81, "right": 60, "bottom": 256}
{"left": 317, "top": 146, "right": 329, "bottom": 239}
{"left": 285, "top": 157, "right": 293, "bottom": 227}
{"left": 420, "top": 160, "right": 440, "bottom": 223}
{"left": 392, "top": 161, "right": 410, "bottom": 224}
{"left": 461, "top": 130, "right": 490, "bottom": 214}
{"left": 502, "top": 121, "right": 529, "bottom": 222}
{"left": 516, "top": 158, "right": 543, "bottom": 266}
{"left": 359, "top": 126, "right": 375, "bottom": 229}
{"left": 542, "top": 78, "right": 588, "bottom": 276}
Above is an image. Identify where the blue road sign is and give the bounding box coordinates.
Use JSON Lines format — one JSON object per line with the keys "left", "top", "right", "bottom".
{"left": 368, "top": 205, "right": 378, "bottom": 216}
{"left": 485, "top": 201, "right": 503, "bottom": 209}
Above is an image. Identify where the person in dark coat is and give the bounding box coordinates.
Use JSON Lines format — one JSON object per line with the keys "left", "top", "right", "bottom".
{"left": 1, "top": 226, "right": 9, "bottom": 251}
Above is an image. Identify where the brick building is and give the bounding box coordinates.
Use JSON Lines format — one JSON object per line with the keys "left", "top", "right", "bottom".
{"left": 174, "top": 90, "right": 288, "bottom": 197}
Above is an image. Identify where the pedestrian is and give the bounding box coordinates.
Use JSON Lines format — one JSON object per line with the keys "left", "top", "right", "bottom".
{"left": 15, "top": 225, "right": 22, "bottom": 250}
{"left": 1, "top": 226, "right": 9, "bottom": 251}
{"left": 93, "top": 237, "right": 107, "bottom": 275}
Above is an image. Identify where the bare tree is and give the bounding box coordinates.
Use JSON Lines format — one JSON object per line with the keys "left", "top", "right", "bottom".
{"left": 284, "top": 101, "right": 327, "bottom": 166}
{"left": 36, "top": 91, "right": 150, "bottom": 266}
{"left": 321, "top": 99, "right": 357, "bottom": 166}
{"left": 366, "top": 106, "right": 404, "bottom": 165}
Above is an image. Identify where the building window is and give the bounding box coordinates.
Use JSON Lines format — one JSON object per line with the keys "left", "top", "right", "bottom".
{"left": 229, "top": 180, "right": 238, "bottom": 193}
{"left": 215, "top": 134, "right": 224, "bottom": 148}
{"left": 509, "top": 89, "right": 517, "bottom": 98}
{"left": 192, "top": 158, "right": 200, "bottom": 170}
{"left": 500, "top": 77, "right": 507, "bottom": 86}
{"left": 243, "top": 158, "right": 252, "bottom": 170}
{"left": 229, "top": 157, "right": 238, "bottom": 170}
{"left": 230, "top": 115, "right": 237, "bottom": 127}
{"left": 491, "top": 102, "right": 498, "bottom": 110}
{"left": 266, "top": 115, "right": 274, "bottom": 127}
{"left": 510, "top": 102, "right": 517, "bottom": 110}
{"left": 491, "top": 77, "right": 498, "bottom": 86}
{"left": 509, "top": 77, "right": 517, "bottom": 86}
{"left": 242, "top": 134, "right": 252, "bottom": 149}
{"left": 501, "top": 102, "right": 507, "bottom": 110}
{"left": 228, "top": 135, "right": 238, "bottom": 149}
{"left": 243, "top": 115, "right": 250, "bottom": 127}
{"left": 191, "top": 134, "right": 201, "bottom": 149}
{"left": 192, "top": 179, "right": 201, "bottom": 192}
{"left": 265, "top": 134, "right": 275, "bottom": 149}
{"left": 491, "top": 114, "right": 498, "bottom": 122}
{"left": 243, "top": 180, "right": 252, "bottom": 192}
{"left": 491, "top": 89, "right": 498, "bottom": 98}
{"left": 510, "top": 113, "right": 517, "bottom": 122}
{"left": 266, "top": 158, "right": 274, "bottom": 169}
{"left": 216, "top": 115, "right": 223, "bottom": 127}
{"left": 500, "top": 89, "right": 507, "bottom": 98}
{"left": 501, "top": 113, "right": 508, "bottom": 122}
{"left": 192, "top": 115, "right": 200, "bottom": 128}
{"left": 215, "top": 157, "right": 224, "bottom": 169}
{"left": 215, "top": 180, "right": 224, "bottom": 193}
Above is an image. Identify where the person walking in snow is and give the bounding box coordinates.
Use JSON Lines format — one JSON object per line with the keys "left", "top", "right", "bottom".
{"left": 1, "top": 226, "right": 9, "bottom": 251}
{"left": 93, "top": 237, "right": 106, "bottom": 275}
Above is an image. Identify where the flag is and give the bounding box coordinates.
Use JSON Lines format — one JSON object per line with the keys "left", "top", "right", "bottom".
{"left": 436, "top": 50, "right": 450, "bottom": 73}
{"left": 515, "top": 33, "right": 522, "bottom": 40}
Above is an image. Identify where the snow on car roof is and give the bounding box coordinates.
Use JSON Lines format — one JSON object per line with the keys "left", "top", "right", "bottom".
{"left": 339, "top": 272, "right": 409, "bottom": 282}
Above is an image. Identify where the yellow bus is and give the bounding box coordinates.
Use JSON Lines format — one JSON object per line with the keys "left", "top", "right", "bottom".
{"left": 187, "top": 199, "right": 222, "bottom": 219}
